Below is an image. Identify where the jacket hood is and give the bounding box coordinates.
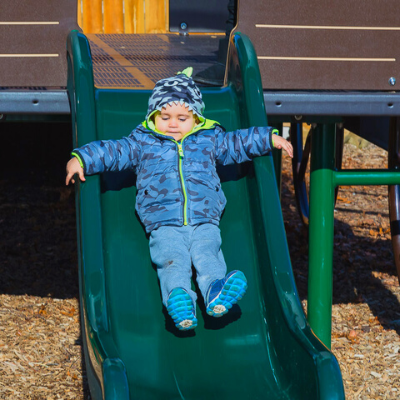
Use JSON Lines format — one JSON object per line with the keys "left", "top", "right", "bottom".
{"left": 141, "top": 118, "right": 221, "bottom": 139}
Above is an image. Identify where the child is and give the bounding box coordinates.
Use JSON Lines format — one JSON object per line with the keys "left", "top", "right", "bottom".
{"left": 66, "top": 67, "right": 293, "bottom": 331}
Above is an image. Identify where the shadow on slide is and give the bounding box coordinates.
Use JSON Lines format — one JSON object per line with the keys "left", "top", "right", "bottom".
{"left": 67, "top": 30, "right": 345, "bottom": 400}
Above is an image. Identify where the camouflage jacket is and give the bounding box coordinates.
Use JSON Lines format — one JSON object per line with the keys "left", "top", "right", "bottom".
{"left": 72, "top": 120, "right": 276, "bottom": 233}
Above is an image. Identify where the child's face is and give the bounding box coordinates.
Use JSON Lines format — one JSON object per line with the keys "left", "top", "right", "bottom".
{"left": 154, "top": 103, "right": 197, "bottom": 140}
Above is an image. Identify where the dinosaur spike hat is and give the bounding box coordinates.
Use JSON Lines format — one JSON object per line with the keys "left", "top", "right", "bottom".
{"left": 146, "top": 67, "right": 205, "bottom": 123}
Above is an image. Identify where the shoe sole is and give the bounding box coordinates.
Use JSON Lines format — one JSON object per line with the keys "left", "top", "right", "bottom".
{"left": 167, "top": 288, "right": 198, "bottom": 331}
{"left": 206, "top": 271, "right": 248, "bottom": 317}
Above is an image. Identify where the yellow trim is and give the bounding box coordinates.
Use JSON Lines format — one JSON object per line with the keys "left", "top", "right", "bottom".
{"left": 255, "top": 24, "right": 400, "bottom": 31}
{"left": 142, "top": 117, "right": 219, "bottom": 137}
{"left": 258, "top": 56, "right": 395, "bottom": 62}
{"left": 176, "top": 142, "right": 188, "bottom": 225}
{"left": 71, "top": 152, "right": 84, "bottom": 168}
{"left": 142, "top": 114, "right": 219, "bottom": 140}
{"left": 145, "top": 108, "right": 206, "bottom": 133}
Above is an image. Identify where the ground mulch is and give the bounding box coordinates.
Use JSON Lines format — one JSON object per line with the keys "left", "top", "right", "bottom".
{"left": 0, "top": 124, "right": 399, "bottom": 399}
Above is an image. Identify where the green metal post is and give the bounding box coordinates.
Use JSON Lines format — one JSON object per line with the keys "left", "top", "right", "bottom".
{"left": 307, "top": 124, "right": 336, "bottom": 349}
{"left": 335, "top": 169, "right": 400, "bottom": 186}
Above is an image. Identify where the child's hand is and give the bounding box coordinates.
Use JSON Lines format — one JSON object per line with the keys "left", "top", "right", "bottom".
{"left": 66, "top": 157, "right": 86, "bottom": 185}
{"left": 272, "top": 134, "right": 293, "bottom": 158}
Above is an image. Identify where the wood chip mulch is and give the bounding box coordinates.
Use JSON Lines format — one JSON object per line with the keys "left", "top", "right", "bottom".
{"left": 1, "top": 127, "right": 399, "bottom": 399}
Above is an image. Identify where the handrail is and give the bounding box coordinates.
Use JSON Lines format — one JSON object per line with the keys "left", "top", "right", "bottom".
{"left": 230, "top": 32, "right": 345, "bottom": 400}
{"left": 67, "top": 30, "right": 129, "bottom": 400}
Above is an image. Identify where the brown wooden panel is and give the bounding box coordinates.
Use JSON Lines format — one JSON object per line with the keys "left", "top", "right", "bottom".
{"left": 1, "top": 26, "right": 68, "bottom": 53}
{"left": 1, "top": 0, "right": 75, "bottom": 21}
{"left": 236, "top": 0, "right": 400, "bottom": 90}
{"left": 82, "top": 0, "right": 103, "bottom": 33}
{"left": 0, "top": 0, "right": 78, "bottom": 87}
{"left": 134, "top": 0, "right": 146, "bottom": 33}
{"left": 126, "top": 0, "right": 146, "bottom": 33}
{"left": 104, "top": 0, "right": 124, "bottom": 33}
{"left": 123, "top": 0, "right": 135, "bottom": 33}
{"left": 78, "top": 0, "right": 168, "bottom": 34}
{"left": 145, "top": 0, "right": 167, "bottom": 33}
{"left": 77, "top": 0, "right": 83, "bottom": 29}
{"left": 0, "top": 59, "right": 66, "bottom": 87}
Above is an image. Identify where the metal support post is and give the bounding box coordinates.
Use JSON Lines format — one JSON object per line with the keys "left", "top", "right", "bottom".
{"left": 307, "top": 124, "right": 336, "bottom": 349}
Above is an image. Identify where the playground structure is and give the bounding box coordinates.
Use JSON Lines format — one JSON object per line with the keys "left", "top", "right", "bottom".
{"left": 234, "top": 0, "right": 400, "bottom": 348}
{"left": 2, "top": 0, "right": 400, "bottom": 399}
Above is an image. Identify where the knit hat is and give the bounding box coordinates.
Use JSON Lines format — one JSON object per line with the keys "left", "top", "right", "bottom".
{"left": 146, "top": 67, "right": 205, "bottom": 122}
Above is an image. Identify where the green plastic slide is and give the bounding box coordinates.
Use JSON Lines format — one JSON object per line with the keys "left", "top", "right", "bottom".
{"left": 67, "top": 30, "right": 345, "bottom": 400}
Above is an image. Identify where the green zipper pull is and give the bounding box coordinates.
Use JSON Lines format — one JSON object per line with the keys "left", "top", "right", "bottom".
{"left": 178, "top": 143, "right": 184, "bottom": 158}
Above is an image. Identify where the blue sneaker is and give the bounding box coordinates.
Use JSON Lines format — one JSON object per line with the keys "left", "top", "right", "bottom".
{"left": 205, "top": 270, "right": 248, "bottom": 317}
{"left": 166, "top": 288, "right": 197, "bottom": 331}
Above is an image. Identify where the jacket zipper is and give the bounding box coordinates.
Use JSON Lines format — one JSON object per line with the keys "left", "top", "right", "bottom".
{"left": 176, "top": 141, "right": 188, "bottom": 225}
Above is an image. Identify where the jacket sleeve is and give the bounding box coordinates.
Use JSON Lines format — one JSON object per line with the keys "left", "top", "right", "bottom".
{"left": 71, "top": 132, "right": 141, "bottom": 175}
{"left": 215, "top": 125, "right": 277, "bottom": 165}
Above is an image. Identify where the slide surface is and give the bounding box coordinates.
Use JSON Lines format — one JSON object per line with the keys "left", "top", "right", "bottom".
{"left": 67, "top": 30, "right": 345, "bottom": 400}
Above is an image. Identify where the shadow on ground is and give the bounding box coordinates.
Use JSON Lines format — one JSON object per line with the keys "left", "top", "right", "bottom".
{"left": 0, "top": 121, "right": 78, "bottom": 299}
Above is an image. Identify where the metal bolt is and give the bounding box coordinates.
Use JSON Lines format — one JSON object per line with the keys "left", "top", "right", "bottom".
{"left": 180, "top": 22, "right": 188, "bottom": 30}
{"left": 389, "top": 77, "right": 396, "bottom": 86}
